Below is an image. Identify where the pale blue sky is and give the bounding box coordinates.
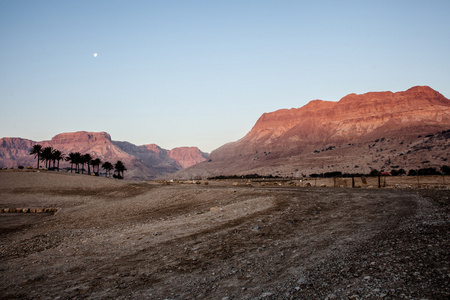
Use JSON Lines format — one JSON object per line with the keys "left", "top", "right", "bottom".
{"left": 1, "top": 0, "right": 449, "bottom": 152}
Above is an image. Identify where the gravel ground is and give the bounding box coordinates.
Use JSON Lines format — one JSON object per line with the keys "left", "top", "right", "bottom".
{"left": 0, "top": 172, "right": 449, "bottom": 299}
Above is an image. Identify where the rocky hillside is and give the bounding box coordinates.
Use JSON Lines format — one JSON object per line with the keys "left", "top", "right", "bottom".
{"left": 180, "top": 86, "right": 450, "bottom": 178}
{"left": 0, "top": 138, "right": 35, "bottom": 169}
{"left": 168, "top": 147, "right": 210, "bottom": 169}
{"left": 0, "top": 132, "right": 209, "bottom": 180}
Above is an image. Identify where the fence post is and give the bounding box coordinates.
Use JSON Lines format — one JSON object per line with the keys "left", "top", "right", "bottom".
{"left": 417, "top": 172, "right": 420, "bottom": 187}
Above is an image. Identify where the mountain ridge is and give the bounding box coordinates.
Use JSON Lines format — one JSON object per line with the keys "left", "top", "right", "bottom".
{"left": 0, "top": 131, "right": 209, "bottom": 180}
{"left": 2, "top": 86, "right": 449, "bottom": 180}
{"left": 177, "top": 86, "right": 450, "bottom": 178}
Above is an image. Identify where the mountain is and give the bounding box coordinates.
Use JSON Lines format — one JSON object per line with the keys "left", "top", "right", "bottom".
{"left": 0, "top": 138, "right": 36, "bottom": 168}
{"left": 0, "top": 131, "right": 209, "bottom": 180}
{"left": 179, "top": 86, "right": 450, "bottom": 178}
{"left": 168, "top": 147, "right": 210, "bottom": 169}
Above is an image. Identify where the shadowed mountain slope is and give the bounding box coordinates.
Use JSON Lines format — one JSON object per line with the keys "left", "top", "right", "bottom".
{"left": 0, "top": 132, "right": 209, "bottom": 180}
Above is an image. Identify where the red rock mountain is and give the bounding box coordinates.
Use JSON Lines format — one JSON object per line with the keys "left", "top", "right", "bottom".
{"left": 0, "top": 131, "right": 209, "bottom": 180}
{"left": 181, "top": 86, "right": 450, "bottom": 178}
{"left": 0, "top": 138, "right": 35, "bottom": 168}
{"left": 168, "top": 147, "right": 209, "bottom": 169}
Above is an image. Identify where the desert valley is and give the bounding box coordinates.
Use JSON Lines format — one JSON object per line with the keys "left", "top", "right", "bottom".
{"left": 2, "top": 86, "right": 449, "bottom": 181}
{"left": 0, "top": 131, "right": 209, "bottom": 180}
{"left": 1, "top": 86, "right": 450, "bottom": 299}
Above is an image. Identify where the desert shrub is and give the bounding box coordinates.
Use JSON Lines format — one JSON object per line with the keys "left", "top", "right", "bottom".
{"left": 369, "top": 169, "right": 380, "bottom": 176}
{"left": 208, "top": 174, "right": 278, "bottom": 180}
{"left": 342, "top": 173, "right": 366, "bottom": 177}
{"left": 391, "top": 169, "right": 406, "bottom": 176}
{"left": 323, "top": 171, "right": 342, "bottom": 178}
{"left": 418, "top": 167, "right": 441, "bottom": 176}
{"left": 441, "top": 165, "right": 450, "bottom": 175}
{"left": 27, "top": 166, "right": 33, "bottom": 169}
{"left": 408, "top": 169, "right": 417, "bottom": 176}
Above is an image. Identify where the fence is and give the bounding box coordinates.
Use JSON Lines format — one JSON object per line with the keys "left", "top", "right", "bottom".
{"left": 231, "top": 175, "right": 450, "bottom": 189}
{"left": 293, "top": 175, "right": 450, "bottom": 189}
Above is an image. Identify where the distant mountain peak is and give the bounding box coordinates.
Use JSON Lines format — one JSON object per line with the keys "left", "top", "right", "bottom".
{"left": 0, "top": 131, "right": 208, "bottom": 180}
{"left": 168, "top": 147, "right": 209, "bottom": 169}
{"left": 50, "top": 131, "right": 112, "bottom": 144}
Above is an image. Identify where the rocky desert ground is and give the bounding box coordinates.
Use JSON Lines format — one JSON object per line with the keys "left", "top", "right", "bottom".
{"left": 0, "top": 171, "right": 449, "bottom": 299}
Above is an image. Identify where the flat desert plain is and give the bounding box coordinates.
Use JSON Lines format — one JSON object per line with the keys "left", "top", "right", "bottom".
{"left": 0, "top": 172, "right": 449, "bottom": 299}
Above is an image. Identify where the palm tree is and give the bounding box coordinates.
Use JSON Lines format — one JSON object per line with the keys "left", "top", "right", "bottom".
{"left": 52, "top": 150, "right": 64, "bottom": 172}
{"left": 29, "top": 144, "right": 43, "bottom": 169}
{"left": 65, "top": 152, "right": 76, "bottom": 172}
{"left": 70, "top": 152, "right": 82, "bottom": 173}
{"left": 102, "top": 161, "right": 113, "bottom": 177}
{"left": 91, "top": 158, "right": 101, "bottom": 175}
{"left": 114, "top": 160, "right": 126, "bottom": 179}
{"left": 75, "top": 152, "right": 82, "bottom": 173}
{"left": 40, "top": 147, "right": 54, "bottom": 169}
{"left": 82, "top": 153, "right": 92, "bottom": 175}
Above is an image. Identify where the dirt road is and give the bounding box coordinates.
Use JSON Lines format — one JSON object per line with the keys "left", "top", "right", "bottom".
{"left": 0, "top": 172, "right": 449, "bottom": 299}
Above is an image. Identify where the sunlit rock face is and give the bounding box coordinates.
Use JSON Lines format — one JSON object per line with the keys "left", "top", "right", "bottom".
{"left": 0, "top": 131, "right": 209, "bottom": 180}
{"left": 181, "top": 86, "right": 450, "bottom": 178}
{"left": 168, "top": 147, "right": 209, "bottom": 169}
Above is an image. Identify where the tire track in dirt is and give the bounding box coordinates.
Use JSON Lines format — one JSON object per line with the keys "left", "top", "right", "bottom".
{"left": 1, "top": 173, "right": 449, "bottom": 299}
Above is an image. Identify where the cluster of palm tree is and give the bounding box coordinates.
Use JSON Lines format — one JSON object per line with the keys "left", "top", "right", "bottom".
{"left": 30, "top": 144, "right": 127, "bottom": 179}
{"left": 29, "top": 145, "right": 64, "bottom": 171}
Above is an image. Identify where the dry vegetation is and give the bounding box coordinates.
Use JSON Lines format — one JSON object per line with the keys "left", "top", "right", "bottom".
{"left": 0, "top": 172, "right": 449, "bottom": 299}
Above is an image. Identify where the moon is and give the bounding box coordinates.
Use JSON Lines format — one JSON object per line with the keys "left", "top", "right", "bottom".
{"left": 93, "top": 53, "right": 98, "bottom": 57}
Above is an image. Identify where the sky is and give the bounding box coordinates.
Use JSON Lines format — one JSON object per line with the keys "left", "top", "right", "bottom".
{"left": 1, "top": 0, "right": 449, "bottom": 153}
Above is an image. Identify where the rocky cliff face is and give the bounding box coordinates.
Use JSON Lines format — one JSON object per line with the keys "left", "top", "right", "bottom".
{"left": 48, "top": 132, "right": 129, "bottom": 159}
{"left": 242, "top": 86, "right": 449, "bottom": 145}
{"left": 0, "top": 138, "right": 36, "bottom": 168}
{"left": 181, "top": 86, "right": 450, "bottom": 178}
{"left": 112, "top": 141, "right": 181, "bottom": 176}
{"left": 168, "top": 147, "right": 209, "bottom": 169}
{"left": 0, "top": 132, "right": 209, "bottom": 180}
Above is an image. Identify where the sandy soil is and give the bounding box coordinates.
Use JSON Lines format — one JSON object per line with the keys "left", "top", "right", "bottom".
{"left": 0, "top": 172, "right": 449, "bottom": 299}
